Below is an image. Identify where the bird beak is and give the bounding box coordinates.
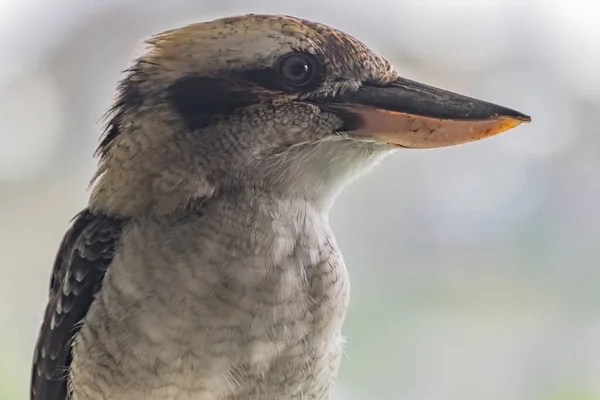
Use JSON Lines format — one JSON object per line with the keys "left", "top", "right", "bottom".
{"left": 323, "top": 77, "right": 531, "bottom": 148}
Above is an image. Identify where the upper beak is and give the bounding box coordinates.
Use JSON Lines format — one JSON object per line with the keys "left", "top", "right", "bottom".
{"left": 320, "top": 77, "right": 531, "bottom": 148}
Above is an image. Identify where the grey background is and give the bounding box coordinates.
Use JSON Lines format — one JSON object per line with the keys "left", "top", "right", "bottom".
{"left": 1, "top": 1, "right": 599, "bottom": 399}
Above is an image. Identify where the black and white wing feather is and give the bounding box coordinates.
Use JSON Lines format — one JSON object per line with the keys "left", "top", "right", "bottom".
{"left": 31, "top": 209, "right": 124, "bottom": 400}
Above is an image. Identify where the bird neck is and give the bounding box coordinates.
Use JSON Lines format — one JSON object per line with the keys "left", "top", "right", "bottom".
{"left": 256, "top": 137, "right": 392, "bottom": 211}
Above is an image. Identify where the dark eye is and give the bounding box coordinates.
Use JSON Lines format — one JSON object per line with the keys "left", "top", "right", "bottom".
{"left": 277, "top": 53, "right": 319, "bottom": 88}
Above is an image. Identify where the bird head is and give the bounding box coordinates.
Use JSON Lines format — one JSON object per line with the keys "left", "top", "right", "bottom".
{"left": 90, "top": 14, "right": 530, "bottom": 216}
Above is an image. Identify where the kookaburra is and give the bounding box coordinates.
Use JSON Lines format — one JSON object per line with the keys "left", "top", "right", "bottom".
{"left": 31, "top": 14, "right": 530, "bottom": 400}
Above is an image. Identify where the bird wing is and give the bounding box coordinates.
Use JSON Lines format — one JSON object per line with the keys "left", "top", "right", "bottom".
{"left": 31, "top": 209, "right": 125, "bottom": 400}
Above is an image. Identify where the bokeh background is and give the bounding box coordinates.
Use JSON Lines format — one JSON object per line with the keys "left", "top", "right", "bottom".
{"left": 2, "top": 1, "right": 599, "bottom": 399}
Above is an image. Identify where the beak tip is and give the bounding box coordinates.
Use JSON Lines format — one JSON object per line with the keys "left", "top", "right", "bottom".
{"left": 499, "top": 108, "right": 531, "bottom": 124}
{"left": 512, "top": 114, "right": 531, "bottom": 124}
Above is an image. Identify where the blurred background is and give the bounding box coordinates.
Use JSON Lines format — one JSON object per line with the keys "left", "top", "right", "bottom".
{"left": 1, "top": 0, "right": 599, "bottom": 399}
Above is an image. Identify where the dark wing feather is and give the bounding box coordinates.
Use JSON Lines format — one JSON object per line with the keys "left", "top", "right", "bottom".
{"left": 31, "top": 209, "right": 125, "bottom": 400}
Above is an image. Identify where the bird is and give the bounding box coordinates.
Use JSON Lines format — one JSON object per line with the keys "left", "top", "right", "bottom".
{"left": 30, "top": 13, "right": 530, "bottom": 400}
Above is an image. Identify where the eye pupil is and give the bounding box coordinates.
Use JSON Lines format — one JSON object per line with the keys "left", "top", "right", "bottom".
{"left": 290, "top": 62, "right": 308, "bottom": 78}
{"left": 278, "top": 53, "right": 319, "bottom": 89}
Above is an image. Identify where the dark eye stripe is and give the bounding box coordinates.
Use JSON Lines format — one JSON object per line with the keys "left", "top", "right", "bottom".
{"left": 167, "top": 76, "right": 259, "bottom": 131}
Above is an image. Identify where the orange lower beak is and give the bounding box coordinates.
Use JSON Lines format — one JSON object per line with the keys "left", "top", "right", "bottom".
{"left": 329, "top": 105, "right": 529, "bottom": 148}
{"left": 318, "top": 77, "right": 531, "bottom": 148}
